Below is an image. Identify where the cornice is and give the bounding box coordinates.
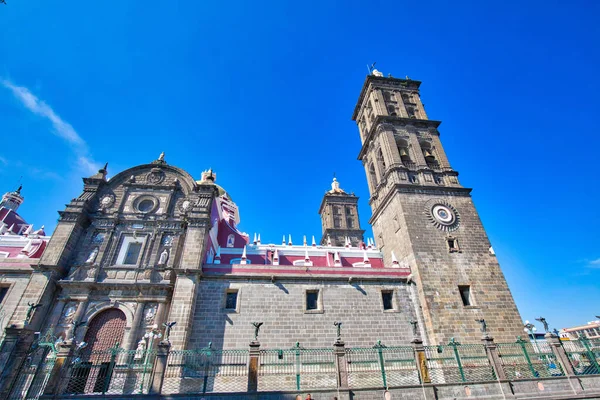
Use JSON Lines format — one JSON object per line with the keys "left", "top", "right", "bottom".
{"left": 357, "top": 116, "right": 442, "bottom": 160}
{"left": 352, "top": 75, "right": 422, "bottom": 120}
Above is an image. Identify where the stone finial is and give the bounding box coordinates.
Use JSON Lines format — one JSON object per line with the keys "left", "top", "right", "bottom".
{"left": 311, "top": 236, "right": 316, "bottom": 246}
{"left": 362, "top": 250, "right": 370, "bottom": 265}
{"left": 257, "top": 234, "right": 261, "bottom": 245}
{"left": 304, "top": 247, "right": 310, "bottom": 262}
{"left": 23, "top": 224, "right": 33, "bottom": 235}
{"left": 282, "top": 235, "right": 286, "bottom": 245}
{"left": 240, "top": 245, "right": 247, "bottom": 265}
{"left": 391, "top": 251, "right": 399, "bottom": 266}
{"left": 327, "top": 235, "right": 332, "bottom": 246}
{"left": 329, "top": 177, "right": 346, "bottom": 194}
{"left": 253, "top": 233, "right": 257, "bottom": 245}
{"left": 345, "top": 237, "right": 350, "bottom": 248}
{"left": 367, "top": 238, "right": 373, "bottom": 249}
{"left": 303, "top": 235, "right": 307, "bottom": 246}
{"left": 333, "top": 251, "right": 341, "bottom": 266}
{"left": 273, "top": 249, "right": 279, "bottom": 265}
{"left": 288, "top": 234, "right": 292, "bottom": 246}
{"left": 214, "top": 246, "right": 221, "bottom": 264}
{"left": 158, "top": 152, "right": 165, "bottom": 161}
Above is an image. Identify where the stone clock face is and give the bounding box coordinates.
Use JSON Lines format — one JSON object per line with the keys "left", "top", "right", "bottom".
{"left": 426, "top": 200, "right": 460, "bottom": 231}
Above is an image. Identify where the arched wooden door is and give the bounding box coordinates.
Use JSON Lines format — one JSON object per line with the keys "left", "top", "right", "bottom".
{"left": 69, "top": 308, "right": 127, "bottom": 394}
{"left": 83, "top": 308, "right": 127, "bottom": 351}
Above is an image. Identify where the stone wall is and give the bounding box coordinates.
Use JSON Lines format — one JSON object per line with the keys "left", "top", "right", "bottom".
{"left": 372, "top": 190, "right": 524, "bottom": 345}
{"left": 190, "top": 278, "right": 423, "bottom": 349}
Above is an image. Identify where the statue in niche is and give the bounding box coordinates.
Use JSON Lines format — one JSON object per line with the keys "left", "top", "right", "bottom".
{"left": 62, "top": 302, "right": 78, "bottom": 324}
{"left": 134, "top": 338, "right": 146, "bottom": 360}
{"left": 158, "top": 248, "right": 169, "bottom": 266}
{"left": 144, "top": 304, "right": 157, "bottom": 325}
{"left": 85, "top": 247, "right": 99, "bottom": 264}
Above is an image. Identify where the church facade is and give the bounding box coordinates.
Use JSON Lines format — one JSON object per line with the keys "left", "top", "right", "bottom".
{"left": 1, "top": 71, "right": 578, "bottom": 400}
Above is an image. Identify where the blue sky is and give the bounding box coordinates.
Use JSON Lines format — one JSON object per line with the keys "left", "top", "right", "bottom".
{"left": 0, "top": 1, "right": 598, "bottom": 331}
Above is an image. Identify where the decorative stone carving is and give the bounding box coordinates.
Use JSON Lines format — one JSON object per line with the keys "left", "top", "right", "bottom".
{"left": 92, "top": 232, "right": 105, "bottom": 244}
{"left": 158, "top": 249, "right": 169, "bottom": 266}
{"left": 425, "top": 200, "right": 460, "bottom": 232}
{"left": 85, "top": 247, "right": 99, "bottom": 264}
{"left": 144, "top": 303, "right": 158, "bottom": 325}
{"left": 179, "top": 199, "right": 192, "bottom": 213}
{"left": 143, "top": 268, "right": 153, "bottom": 280}
{"left": 61, "top": 302, "right": 78, "bottom": 325}
{"left": 99, "top": 194, "right": 115, "bottom": 210}
{"left": 161, "top": 235, "right": 174, "bottom": 247}
{"left": 162, "top": 270, "right": 173, "bottom": 281}
{"left": 146, "top": 168, "right": 165, "bottom": 184}
{"left": 86, "top": 266, "right": 97, "bottom": 280}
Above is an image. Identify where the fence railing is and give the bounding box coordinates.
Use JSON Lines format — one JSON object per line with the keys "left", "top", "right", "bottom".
{"left": 59, "top": 348, "right": 156, "bottom": 395}
{"left": 10, "top": 335, "right": 600, "bottom": 397}
{"left": 162, "top": 347, "right": 248, "bottom": 394}
{"left": 496, "top": 339, "right": 563, "bottom": 380}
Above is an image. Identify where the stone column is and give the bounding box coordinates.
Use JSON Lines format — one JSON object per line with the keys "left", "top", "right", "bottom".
{"left": 66, "top": 299, "right": 88, "bottom": 342}
{"left": 149, "top": 340, "right": 171, "bottom": 395}
{"left": 247, "top": 341, "right": 260, "bottom": 392}
{"left": 42, "top": 341, "right": 76, "bottom": 395}
{"left": 333, "top": 340, "right": 348, "bottom": 389}
{"left": 481, "top": 335, "right": 515, "bottom": 398}
{"left": 546, "top": 333, "right": 584, "bottom": 393}
{"left": 0, "top": 327, "right": 35, "bottom": 399}
{"left": 124, "top": 302, "right": 146, "bottom": 351}
{"left": 411, "top": 338, "right": 436, "bottom": 400}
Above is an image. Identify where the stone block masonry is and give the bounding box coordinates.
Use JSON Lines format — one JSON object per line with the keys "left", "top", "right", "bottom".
{"left": 190, "top": 278, "right": 423, "bottom": 349}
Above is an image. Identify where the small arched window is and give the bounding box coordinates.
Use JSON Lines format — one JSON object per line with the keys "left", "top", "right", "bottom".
{"left": 369, "top": 163, "right": 378, "bottom": 188}
{"left": 387, "top": 105, "right": 397, "bottom": 116}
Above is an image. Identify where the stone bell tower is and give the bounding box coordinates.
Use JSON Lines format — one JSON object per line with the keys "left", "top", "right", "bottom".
{"left": 352, "top": 69, "right": 523, "bottom": 344}
{"left": 318, "top": 177, "right": 365, "bottom": 247}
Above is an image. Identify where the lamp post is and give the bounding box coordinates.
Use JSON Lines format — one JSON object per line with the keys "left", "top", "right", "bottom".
{"left": 139, "top": 326, "right": 162, "bottom": 394}
{"left": 523, "top": 320, "right": 539, "bottom": 353}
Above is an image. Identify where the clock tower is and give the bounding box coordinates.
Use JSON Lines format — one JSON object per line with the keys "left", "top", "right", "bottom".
{"left": 352, "top": 70, "right": 523, "bottom": 344}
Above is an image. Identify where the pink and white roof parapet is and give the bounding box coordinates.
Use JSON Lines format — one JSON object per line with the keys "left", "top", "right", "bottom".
{"left": 203, "top": 236, "right": 411, "bottom": 279}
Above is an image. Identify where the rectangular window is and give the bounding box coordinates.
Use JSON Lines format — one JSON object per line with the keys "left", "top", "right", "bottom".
{"left": 459, "top": 285, "right": 471, "bottom": 306}
{"left": 382, "top": 291, "right": 394, "bottom": 310}
{"left": 345, "top": 206, "right": 353, "bottom": 215}
{"left": 447, "top": 237, "right": 459, "bottom": 253}
{"left": 225, "top": 291, "right": 238, "bottom": 310}
{"left": 306, "top": 290, "right": 319, "bottom": 311}
{"left": 346, "top": 217, "right": 354, "bottom": 229}
{"left": 334, "top": 218, "right": 341, "bottom": 229}
{"left": 123, "top": 242, "right": 142, "bottom": 265}
{"left": 0, "top": 287, "right": 8, "bottom": 304}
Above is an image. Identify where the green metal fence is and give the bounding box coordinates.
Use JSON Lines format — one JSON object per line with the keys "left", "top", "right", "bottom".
{"left": 424, "top": 340, "right": 494, "bottom": 384}
{"left": 8, "top": 346, "right": 56, "bottom": 400}
{"left": 497, "top": 338, "right": 563, "bottom": 380}
{"left": 162, "top": 347, "right": 248, "bottom": 394}
{"left": 562, "top": 338, "right": 600, "bottom": 375}
{"left": 258, "top": 345, "right": 336, "bottom": 392}
{"left": 346, "top": 343, "right": 419, "bottom": 389}
{"left": 60, "top": 346, "right": 156, "bottom": 395}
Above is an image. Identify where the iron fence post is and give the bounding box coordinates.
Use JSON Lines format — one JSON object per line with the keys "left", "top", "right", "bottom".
{"left": 149, "top": 340, "right": 170, "bottom": 395}
{"left": 579, "top": 336, "right": 600, "bottom": 373}
{"left": 373, "top": 340, "right": 387, "bottom": 389}
{"left": 294, "top": 342, "right": 301, "bottom": 391}
{"left": 516, "top": 336, "right": 537, "bottom": 377}
{"left": 333, "top": 339, "right": 348, "bottom": 389}
{"left": 42, "top": 340, "right": 75, "bottom": 395}
{"left": 411, "top": 337, "right": 430, "bottom": 384}
{"left": 448, "top": 338, "right": 466, "bottom": 382}
{"left": 248, "top": 340, "right": 260, "bottom": 392}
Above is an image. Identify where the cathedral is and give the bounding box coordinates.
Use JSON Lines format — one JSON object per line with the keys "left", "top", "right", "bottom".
{"left": 0, "top": 71, "right": 595, "bottom": 400}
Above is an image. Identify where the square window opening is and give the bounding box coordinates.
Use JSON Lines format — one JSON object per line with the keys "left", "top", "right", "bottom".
{"left": 382, "top": 291, "right": 394, "bottom": 311}
{"left": 225, "top": 291, "right": 238, "bottom": 310}
{"left": 306, "top": 290, "right": 319, "bottom": 311}
{"left": 447, "top": 237, "right": 459, "bottom": 253}
{"left": 0, "top": 287, "right": 8, "bottom": 304}
{"left": 123, "top": 242, "right": 143, "bottom": 265}
{"left": 459, "top": 285, "right": 471, "bottom": 306}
